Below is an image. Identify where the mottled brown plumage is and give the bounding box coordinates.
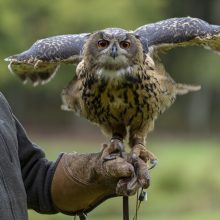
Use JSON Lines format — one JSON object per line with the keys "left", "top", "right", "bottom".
{"left": 5, "top": 17, "right": 220, "bottom": 166}
{"left": 60, "top": 30, "right": 196, "bottom": 165}
{"left": 62, "top": 56, "right": 171, "bottom": 163}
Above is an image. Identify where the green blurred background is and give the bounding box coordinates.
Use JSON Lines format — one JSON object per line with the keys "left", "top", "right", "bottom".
{"left": 0, "top": 0, "right": 220, "bottom": 219}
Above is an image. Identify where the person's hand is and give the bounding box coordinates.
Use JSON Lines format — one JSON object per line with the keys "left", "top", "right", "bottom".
{"left": 51, "top": 142, "right": 150, "bottom": 216}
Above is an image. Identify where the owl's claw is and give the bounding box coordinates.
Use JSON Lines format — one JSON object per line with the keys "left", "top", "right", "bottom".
{"left": 129, "top": 153, "right": 150, "bottom": 190}
{"left": 110, "top": 138, "right": 124, "bottom": 157}
{"left": 131, "top": 144, "right": 158, "bottom": 169}
{"left": 103, "top": 138, "right": 124, "bottom": 161}
{"left": 149, "top": 159, "right": 158, "bottom": 170}
{"left": 103, "top": 154, "right": 117, "bottom": 161}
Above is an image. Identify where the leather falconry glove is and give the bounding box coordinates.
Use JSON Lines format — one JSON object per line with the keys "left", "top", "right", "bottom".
{"left": 51, "top": 143, "right": 150, "bottom": 216}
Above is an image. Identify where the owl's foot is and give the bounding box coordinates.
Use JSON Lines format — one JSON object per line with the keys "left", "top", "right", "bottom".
{"left": 131, "top": 144, "right": 158, "bottom": 170}
{"left": 103, "top": 138, "right": 124, "bottom": 161}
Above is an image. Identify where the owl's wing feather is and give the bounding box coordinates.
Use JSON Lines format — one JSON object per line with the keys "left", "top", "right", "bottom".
{"left": 134, "top": 17, "right": 220, "bottom": 56}
{"left": 5, "top": 33, "right": 89, "bottom": 86}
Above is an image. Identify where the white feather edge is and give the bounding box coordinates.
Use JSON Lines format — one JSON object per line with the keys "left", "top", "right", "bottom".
{"left": 7, "top": 60, "right": 60, "bottom": 86}
{"left": 40, "top": 65, "right": 61, "bottom": 85}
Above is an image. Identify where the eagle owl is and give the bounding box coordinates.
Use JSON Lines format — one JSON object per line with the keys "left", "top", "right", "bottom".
{"left": 5, "top": 17, "right": 220, "bottom": 167}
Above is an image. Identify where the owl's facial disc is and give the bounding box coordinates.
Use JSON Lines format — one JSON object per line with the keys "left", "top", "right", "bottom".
{"left": 96, "top": 33, "right": 134, "bottom": 70}
{"left": 84, "top": 29, "right": 144, "bottom": 72}
{"left": 100, "top": 43, "right": 130, "bottom": 70}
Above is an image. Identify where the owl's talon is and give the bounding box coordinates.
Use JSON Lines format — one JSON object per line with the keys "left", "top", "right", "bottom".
{"left": 148, "top": 159, "right": 158, "bottom": 170}
{"left": 103, "top": 154, "right": 117, "bottom": 162}
{"left": 131, "top": 144, "right": 158, "bottom": 169}
{"left": 131, "top": 153, "right": 138, "bottom": 162}
{"left": 117, "top": 142, "right": 124, "bottom": 157}
{"left": 110, "top": 138, "right": 124, "bottom": 157}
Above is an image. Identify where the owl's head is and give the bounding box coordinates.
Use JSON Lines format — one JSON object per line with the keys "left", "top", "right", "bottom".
{"left": 83, "top": 28, "right": 146, "bottom": 70}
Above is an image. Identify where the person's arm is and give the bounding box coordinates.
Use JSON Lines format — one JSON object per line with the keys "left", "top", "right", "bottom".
{"left": 1, "top": 91, "right": 149, "bottom": 216}
{"left": 15, "top": 114, "right": 151, "bottom": 216}
{"left": 14, "top": 115, "right": 60, "bottom": 214}
{"left": 14, "top": 115, "right": 150, "bottom": 216}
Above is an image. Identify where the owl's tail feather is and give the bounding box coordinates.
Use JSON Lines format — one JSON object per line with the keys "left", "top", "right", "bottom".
{"left": 175, "top": 83, "right": 201, "bottom": 95}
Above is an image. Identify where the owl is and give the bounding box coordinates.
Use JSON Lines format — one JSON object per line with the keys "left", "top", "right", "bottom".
{"left": 5, "top": 17, "right": 220, "bottom": 168}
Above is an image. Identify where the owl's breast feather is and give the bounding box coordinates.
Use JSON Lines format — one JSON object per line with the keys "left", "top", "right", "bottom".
{"left": 96, "top": 66, "right": 134, "bottom": 81}
{"left": 82, "top": 70, "right": 153, "bottom": 126}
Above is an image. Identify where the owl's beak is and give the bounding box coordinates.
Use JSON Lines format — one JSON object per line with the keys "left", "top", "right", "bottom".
{"left": 110, "top": 44, "right": 118, "bottom": 59}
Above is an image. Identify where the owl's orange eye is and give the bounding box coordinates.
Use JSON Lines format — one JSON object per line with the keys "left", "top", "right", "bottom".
{"left": 97, "top": 40, "right": 110, "bottom": 48}
{"left": 120, "top": 41, "right": 131, "bottom": 49}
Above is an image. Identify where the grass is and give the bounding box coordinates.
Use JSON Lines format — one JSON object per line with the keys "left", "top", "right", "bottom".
{"left": 28, "top": 137, "right": 220, "bottom": 220}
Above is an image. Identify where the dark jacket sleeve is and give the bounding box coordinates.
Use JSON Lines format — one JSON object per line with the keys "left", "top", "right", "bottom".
{"left": 14, "top": 115, "right": 62, "bottom": 214}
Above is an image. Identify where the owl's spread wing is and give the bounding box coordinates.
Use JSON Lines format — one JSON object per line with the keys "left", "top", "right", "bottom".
{"left": 134, "top": 17, "right": 220, "bottom": 56}
{"left": 5, "top": 33, "right": 89, "bottom": 85}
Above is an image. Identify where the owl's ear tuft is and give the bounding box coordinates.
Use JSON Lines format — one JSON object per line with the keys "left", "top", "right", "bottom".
{"left": 134, "top": 34, "right": 149, "bottom": 54}
{"left": 134, "top": 34, "right": 140, "bottom": 39}
{"left": 84, "top": 33, "right": 93, "bottom": 39}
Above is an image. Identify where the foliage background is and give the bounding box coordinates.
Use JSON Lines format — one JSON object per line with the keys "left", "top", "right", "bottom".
{"left": 1, "top": 0, "right": 220, "bottom": 134}
{"left": 0, "top": 0, "right": 219, "bottom": 219}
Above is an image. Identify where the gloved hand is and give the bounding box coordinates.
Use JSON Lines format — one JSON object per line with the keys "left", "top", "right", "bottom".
{"left": 51, "top": 142, "right": 150, "bottom": 216}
